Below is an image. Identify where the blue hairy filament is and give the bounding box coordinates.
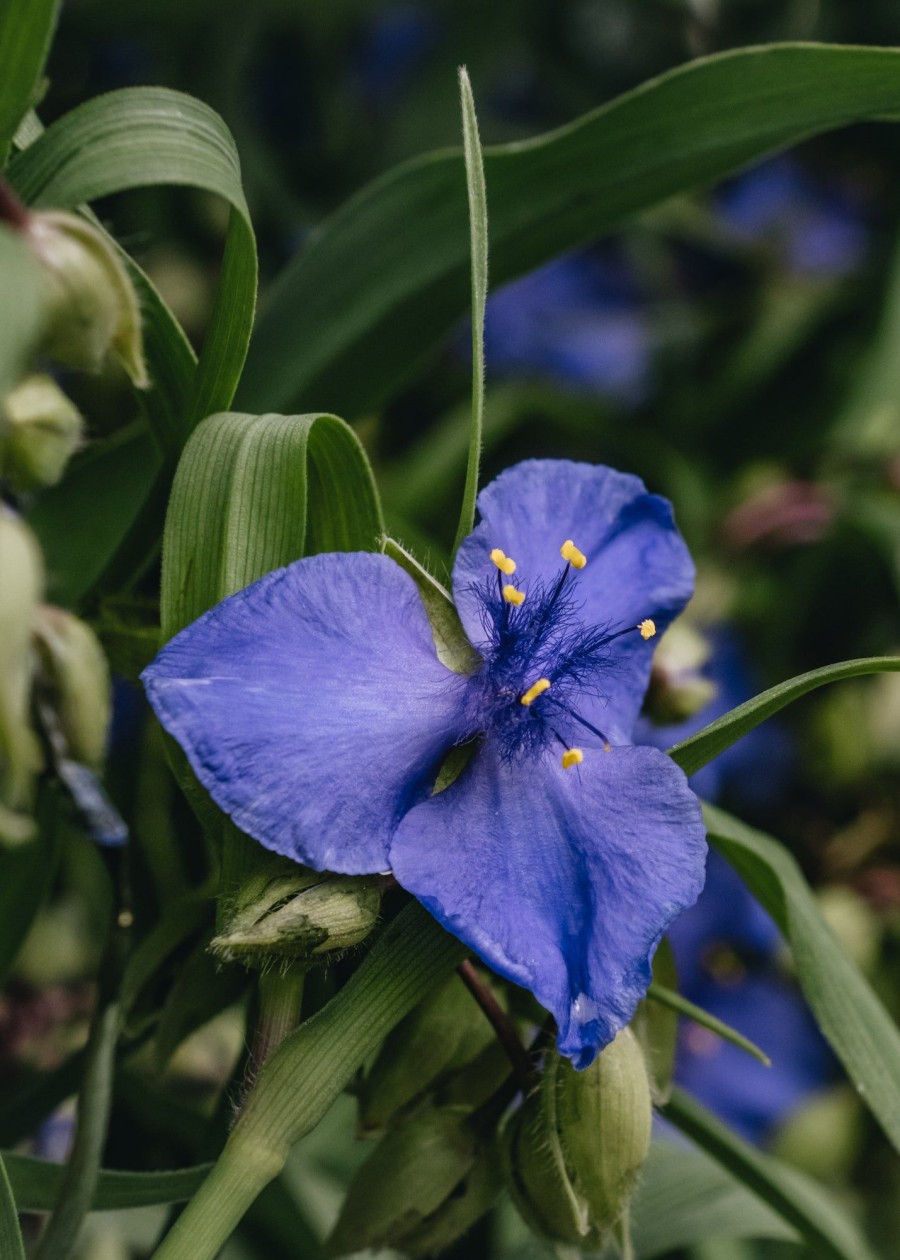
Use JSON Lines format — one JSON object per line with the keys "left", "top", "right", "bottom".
{"left": 465, "top": 564, "right": 625, "bottom": 761}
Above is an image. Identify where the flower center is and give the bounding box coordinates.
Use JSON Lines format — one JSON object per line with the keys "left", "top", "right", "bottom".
{"left": 468, "top": 540, "right": 656, "bottom": 768}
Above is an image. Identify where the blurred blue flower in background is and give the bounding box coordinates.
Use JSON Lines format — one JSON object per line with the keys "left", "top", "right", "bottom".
{"left": 481, "top": 250, "right": 654, "bottom": 404}
{"left": 353, "top": 4, "right": 439, "bottom": 107}
{"left": 143, "top": 460, "right": 707, "bottom": 1067}
{"left": 717, "top": 156, "right": 868, "bottom": 278}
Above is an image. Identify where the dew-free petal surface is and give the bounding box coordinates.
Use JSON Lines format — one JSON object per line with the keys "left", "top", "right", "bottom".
{"left": 143, "top": 552, "right": 468, "bottom": 873}
{"left": 390, "top": 739, "right": 706, "bottom": 1065}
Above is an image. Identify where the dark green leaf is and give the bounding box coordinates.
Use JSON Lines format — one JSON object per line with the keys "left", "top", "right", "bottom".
{"left": 0, "top": 0, "right": 58, "bottom": 162}
{"left": 240, "top": 43, "right": 900, "bottom": 417}
{"left": 705, "top": 802, "right": 900, "bottom": 1157}
{"left": 0, "top": 1154, "right": 25, "bottom": 1260}
{"left": 669, "top": 655, "right": 900, "bottom": 777}
{"left": 663, "top": 1087, "right": 875, "bottom": 1260}
{"left": 0, "top": 224, "right": 42, "bottom": 397}
{"left": 0, "top": 788, "right": 61, "bottom": 988}
{"left": 3, "top": 1152, "right": 210, "bottom": 1213}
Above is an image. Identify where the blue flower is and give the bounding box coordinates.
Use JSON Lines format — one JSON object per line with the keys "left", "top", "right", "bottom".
{"left": 142, "top": 460, "right": 706, "bottom": 1066}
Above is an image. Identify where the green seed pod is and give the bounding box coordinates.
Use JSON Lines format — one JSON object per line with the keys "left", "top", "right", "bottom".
{"left": 358, "top": 972, "right": 498, "bottom": 1134}
{"left": 502, "top": 1029, "right": 652, "bottom": 1249}
{"left": 2, "top": 375, "right": 84, "bottom": 491}
{"left": 328, "top": 1106, "right": 492, "bottom": 1257}
{"left": 210, "top": 858, "right": 382, "bottom": 968}
{"left": 25, "top": 210, "right": 148, "bottom": 387}
{"left": 33, "top": 605, "right": 112, "bottom": 769}
{"left": 0, "top": 507, "right": 43, "bottom": 841}
{"left": 642, "top": 622, "right": 717, "bottom": 725}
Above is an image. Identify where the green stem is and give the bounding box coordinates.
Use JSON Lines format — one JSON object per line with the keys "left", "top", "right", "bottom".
{"left": 146, "top": 1135, "right": 285, "bottom": 1260}
{"left": 33, "top": 998, "right": 120, "bottom": 1260}
{"left": 242, "top": 968, "right": 306, "bottom": 1103}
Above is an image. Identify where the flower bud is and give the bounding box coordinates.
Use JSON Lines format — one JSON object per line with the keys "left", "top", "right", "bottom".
{"left": 642, "top": 622, "right": 717, "bottom": 725}
{"left": 502, "top": 1029, "right": 652, "bottom": 1249}
{"left": 33, "top": 605, "right": 111, "bottom": 769}
{"left": 2, "top": 375, "right": 84, "bottom": 491}
{"left": 328, "top": 1106, "right": 496, "bottom": 1257}
{"left": 0, "top": 507, "right": 43, "bottom": 841}
{"left": 210, "top": 862, "right": 382, "bottom": 968}
{"left": 24, "top": 210, "right": 148, "bottom": 386}
{"left": 358, "top": 972, "right": 498, "bottom": 1134}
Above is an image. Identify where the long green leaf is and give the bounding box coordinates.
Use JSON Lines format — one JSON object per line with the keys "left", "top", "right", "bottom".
{"left": 629, "top": 1141, "right": 796, "bottom": 1257}
{"left": 705, "top": 802, "right": 900, "bottom": 1157}
{"left": 0, "top": 789, "right": 61, "bottom": 988}
{"left": 7, "top": 86, "right": 256, "bottom": 442}
{"left": 663, "top": 1087, "right": 875, "bottom": 1260}
{"left": 647, "top": 982, "right": 770, "bottom": 1066}
{"left": 161, "top": 411, "right": 383, "bottom": 640}
{"left": 0, "top": 1154, "right": 24, "bottom": 1260}
{"left": 4, "top": 1152, "right": 210, "bottom": 1213}
{"left": 0, "top": 0, "right": 58, "bottom": 162}
{"left": 669, "top": 655, "right": 900, "bottom": 777}
{"left": 452, "top": 67, "right": 489, "bottom": 556}
{"left": 240, "top": 42, "right": 900, "bottom": 417}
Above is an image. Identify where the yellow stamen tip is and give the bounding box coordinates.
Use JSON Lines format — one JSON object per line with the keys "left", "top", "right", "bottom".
{"left": 520, "top": 677, "right": 551, "bottom": 706}
{"left": 638, "top": 618, "right": 657, "bottom": 640}
{"left": 561, "top": 748, "right": 584, "bottom": 770}
{"left": 490, "top": 548, "right": 516, "bottom": 575}
{"left": 560, "top": 539, "right": 587, "bottom": 569}
{"left": 502, "top": 584, "right": 525, "bottom": 606}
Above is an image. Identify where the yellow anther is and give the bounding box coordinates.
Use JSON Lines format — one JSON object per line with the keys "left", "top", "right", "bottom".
{"left": 638, "top": 618, "right": 657, "bottom": 640}
{"left": 560, "top": 539, "right": 587, "bottom": 569}
{"left": 490, "top": 548, "right": 516, "bottom": 575}
{"left": 561, "top": 747, "right": 584, "bottom": 770}
{"left": 520, "top": 678, "right": 551, "bottom": 706}
{"left": 502, "top": 584, "right": 525, "bottom": 606}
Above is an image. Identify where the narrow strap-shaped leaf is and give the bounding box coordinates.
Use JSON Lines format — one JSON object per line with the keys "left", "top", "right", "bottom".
{"left": 0, "top": 0, "right": 59, "bottom": 162}
{"left": 629, "top": 1141, "right": 797, "bottom": 1256}
{"left": 240, "top": 42, "right": 900, "bottom": 417}
{"left": 669, "top": 655, "right": 900, "bottom": 776}
{"left": 3, "top": 1152, "right": 211, "bottom": 1213}
{"left": 705, "top": 802, "right": 900, "bottom": 1157}
{"left": 452, "top": 67, "right": 489, "bottom": 556}
{"left": 647, "top": 983, "right": 770, "bottom": 1066}
{"left": 663, "top": 1087, "right": 876, "bottom": 1260}
{"left": 161, "top": 411, "right": 383, "bottom": 639}
{"left": 7, "top": 87, "right": 256, "bottom": 442}
{"left": 0, "top": 1154, "right": 25, "bottom": 1260}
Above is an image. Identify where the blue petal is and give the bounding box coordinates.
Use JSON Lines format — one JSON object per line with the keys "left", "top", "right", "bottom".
{"left": 453, "top": 460, "right": 695, "bottom": 742}
{"left": 143, "top": 553, "right": 468, "bottom": 873}
{"left": 389, "top": 740, "right": 706, "bottom": 1066}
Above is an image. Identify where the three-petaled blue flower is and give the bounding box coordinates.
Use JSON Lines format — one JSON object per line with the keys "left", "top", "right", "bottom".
{"left": 142, "top": 460, "right": 707, "bottom": 1066}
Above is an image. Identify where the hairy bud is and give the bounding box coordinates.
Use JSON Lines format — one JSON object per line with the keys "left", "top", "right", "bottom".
{"left": 25, "top": 210, "right": 148, "bottom": 386}
{"left": 211, "top": 861, "right": 382, "bottom": 968}
{"left": 328, "top": 1106, "right": 500, "bottom": 1257}
{"left": 0, "top": 507, "right": 43, "bottom": 842}
{"left": 33, "top": 606, "right": 112, "bottom": 769}
{"left": 2, "top": 375, "right": 84, "bottom": 491}
{"left": 502, "top": 1029, "right": 652, "bottom": 1249}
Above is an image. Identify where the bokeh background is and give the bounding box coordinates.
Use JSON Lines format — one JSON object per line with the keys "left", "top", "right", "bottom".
{"left": 8, "top": 1, "right": 900, "bottom": 1256}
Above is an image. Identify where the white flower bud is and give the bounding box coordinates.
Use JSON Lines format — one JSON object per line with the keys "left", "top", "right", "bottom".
{"left": 2, "top": 374, "right": 83, "bottom": 490}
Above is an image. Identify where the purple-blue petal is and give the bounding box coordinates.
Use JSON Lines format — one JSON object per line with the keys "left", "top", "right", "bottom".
{"left": 389, "top": 740, "right": 706, "bottom": 1066}
{"left": 142, "top": 552, "right": 468, "bottom": 874}
{"left": 453, "top": 460, "right": 695, "bottom": 742}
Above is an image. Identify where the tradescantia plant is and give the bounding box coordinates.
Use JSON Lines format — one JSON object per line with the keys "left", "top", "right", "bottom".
{"left": 5, "top": 3, "right": 900, "bottom": 1259}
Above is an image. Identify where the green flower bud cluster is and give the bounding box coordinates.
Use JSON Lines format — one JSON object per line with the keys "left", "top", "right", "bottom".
{"left": 24, "top": 210, "right": 148, "bottom": 388}
{"left": 502, "top": 1029, "right": 653, "bottom": 1252}
{"left": 210, "top": 854, "right": 383, "bottom": 969}
{"left": 329, "top": 972, "right": 513, "bottom": 1256}
{"left": 0, "top": 505, "right": 114, "bottom": 846}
